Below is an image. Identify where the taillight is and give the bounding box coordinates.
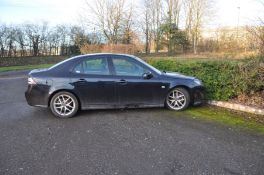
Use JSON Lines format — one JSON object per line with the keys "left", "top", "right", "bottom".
{"left": 28, "top": 77, "right": 37, "bottom": 85}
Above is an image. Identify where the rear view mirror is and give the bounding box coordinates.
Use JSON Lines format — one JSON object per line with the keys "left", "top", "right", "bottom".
{"left": 143, "top": 72, "right": 153, "bottom": 79}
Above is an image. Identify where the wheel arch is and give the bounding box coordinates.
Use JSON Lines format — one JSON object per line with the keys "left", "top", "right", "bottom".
{"left": 168, "top": 85, "right": 191, "bottom": 94}
{"left": 48, "top": 89, "right": 81, "bottom": 109}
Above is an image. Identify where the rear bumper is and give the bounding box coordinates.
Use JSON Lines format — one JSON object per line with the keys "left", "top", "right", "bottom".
{"left": 25, "top": 85, "right": 49, "bottom": 107}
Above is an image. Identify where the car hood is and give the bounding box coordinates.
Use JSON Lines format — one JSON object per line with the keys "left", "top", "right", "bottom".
{"left": 162, "top": 71, "right": 195, "bottom": 80}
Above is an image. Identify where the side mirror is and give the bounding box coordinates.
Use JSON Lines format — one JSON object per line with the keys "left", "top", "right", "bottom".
{"left": 143, "top": 72, "right": 153, "bottom": 79}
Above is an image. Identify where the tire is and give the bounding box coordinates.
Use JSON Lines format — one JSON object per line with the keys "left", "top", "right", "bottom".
{"left": 50, "top": 91, "right": 79, "bottom": 118}
{"left": 165, "top": 87, "right": 190, "bottom": 111}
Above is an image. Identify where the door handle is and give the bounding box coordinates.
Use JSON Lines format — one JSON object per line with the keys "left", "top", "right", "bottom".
{"left": 77, "top": 78, "right": 87, "bottom": 83}
{"left": 117, "top": 79, "right": 127, "bottom": 85}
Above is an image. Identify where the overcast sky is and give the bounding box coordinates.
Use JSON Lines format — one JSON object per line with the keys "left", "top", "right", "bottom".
{"left": 0, "top": 0, "right": 263, "bottom": 27}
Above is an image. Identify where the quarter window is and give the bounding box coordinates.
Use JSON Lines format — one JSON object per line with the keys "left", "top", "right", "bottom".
{"left": 73, "top": 57, "right": 109, "bottom": 75}
{"left": 112, "top": 57, "right": 146, "bottom": 76}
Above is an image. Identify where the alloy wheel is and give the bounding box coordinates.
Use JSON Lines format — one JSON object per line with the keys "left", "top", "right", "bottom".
{"left": 53, "top": 94, "right": 76, "bottom": 117}
{"left": 166, "top": 89, "right": 186, "bottom": 110}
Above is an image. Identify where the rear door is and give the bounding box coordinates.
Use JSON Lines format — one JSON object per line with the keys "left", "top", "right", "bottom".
{"left": 110, "top": 55, "right": 165, "bottom": 106}
{"left": 71, "top": 55, "right": 117, "bottom": 108}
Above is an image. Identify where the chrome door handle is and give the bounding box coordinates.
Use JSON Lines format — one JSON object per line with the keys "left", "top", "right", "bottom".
{"left": 117, "top": 79, "right": 127, "bottom": 85}
{"left": 77, "top": 78, "right": 86, "bottom": 83}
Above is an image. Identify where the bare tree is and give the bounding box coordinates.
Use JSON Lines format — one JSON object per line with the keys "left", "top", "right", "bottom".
{"left": 0, "top": 22, "right": 91, "bottom": 57}
{"left": 143, "top": 0, "right": 152, "bottom": 54}
{"left": 67, "top": 25, "right": 90, "bottom": 54}
{"left": 184, "top": 0, "right": 212, "bottom": 54}
{"left": 86, "top": 0, "right": 127, "bottom": 44}
{"left": 164, "top": 0, "right": 182, "bottom": 54}
{"left": 121, "top": 4, "right": 134, "bottom": 44}
{"left": 165, "top": 0, "right": 181, "bottom": 28}
{"left": 24, "top": 23, "right": 43, "bottom": 56}
{"left": 246, "top": 0, "right": 264, "bottom": 55}
{"left": 150, "top": 0, "right": 163, "bottom": 53}
{"left": 0, "top": 24, "right": 7, "bottom": 57}
{"left": 39, "top": 21, "right": 49, "bottom": 55}
{"left": 56, "top": 24, "right": 70, "bottom": 55}
{"left": 14, "top": 25, "right": 27, "bottom": 56}
{"left": 5, "top": 25, "right": 16, "bottom": 57}
{"left": 47, "top": 29, "right": 60, "bottom": 55}
{"left": 247, "top": 26, "right": 264, "bottom": 55}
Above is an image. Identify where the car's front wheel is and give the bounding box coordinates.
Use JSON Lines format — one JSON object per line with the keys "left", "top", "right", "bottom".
{"left": 50, "top": 91, "right": 79, "bottom": 118}
{"left": 165, "top": 87, "right": 190, "bottom": 111}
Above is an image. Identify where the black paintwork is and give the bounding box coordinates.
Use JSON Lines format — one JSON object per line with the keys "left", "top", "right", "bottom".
{"left": 25, "top": 54, "right": 205, "bottom": 109}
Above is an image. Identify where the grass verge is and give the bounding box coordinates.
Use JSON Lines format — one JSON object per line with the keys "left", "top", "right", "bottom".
{"left": 0, "top": 64, "right": 54, "bottom": 72}
{"left": 182, "top": 105, "right": 264, "bottom": 134}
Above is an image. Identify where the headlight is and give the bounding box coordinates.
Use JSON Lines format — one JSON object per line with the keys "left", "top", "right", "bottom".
{"left": 194, "top": 79, "right": 202, "bottom": 85}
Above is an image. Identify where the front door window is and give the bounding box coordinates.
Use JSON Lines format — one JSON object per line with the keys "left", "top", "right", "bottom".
{"left": 112, "top": 58, "right": 146, "bottom": 76}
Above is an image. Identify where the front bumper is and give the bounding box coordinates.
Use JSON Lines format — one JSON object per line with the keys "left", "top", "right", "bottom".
{"left": 191, "top": 86, "right": 206, "bottom": 106}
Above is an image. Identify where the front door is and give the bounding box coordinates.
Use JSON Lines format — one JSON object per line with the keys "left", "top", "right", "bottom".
{"left": 110, "top": 55, "right": 165, "bottom": 106}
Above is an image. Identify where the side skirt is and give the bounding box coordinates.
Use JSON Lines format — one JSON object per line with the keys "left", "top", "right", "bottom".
{"left": 34, "top": 105, "right": 48, "bottom": 108}
{"left": 81, "top": 104, "right": 164, "bottom": 110}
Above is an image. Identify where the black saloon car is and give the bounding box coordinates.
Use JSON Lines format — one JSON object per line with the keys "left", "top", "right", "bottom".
{"left": 25, "top": 54, "right": 205, "bottom": 118}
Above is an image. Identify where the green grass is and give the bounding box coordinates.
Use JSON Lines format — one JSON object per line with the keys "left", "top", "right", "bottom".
{"left": 179, "top": 106, "right": 264, "bottom": 134}
{"left": 0, "top": 64, "right": 54, "bottom": 72}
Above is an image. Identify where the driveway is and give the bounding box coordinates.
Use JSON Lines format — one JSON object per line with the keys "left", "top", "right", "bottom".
{"left": 0, "top": 71, "right": 264, "bottom": 175}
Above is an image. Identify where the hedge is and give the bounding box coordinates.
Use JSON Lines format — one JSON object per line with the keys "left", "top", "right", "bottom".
{"left": 148, "top": 57, "right": 264, "bottom": 101}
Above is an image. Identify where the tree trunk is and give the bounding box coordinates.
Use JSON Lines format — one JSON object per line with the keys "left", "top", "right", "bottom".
{"left": 145, "top": 26, "right": 150, "bottom": 54}
{"left": 193, "top": 37, "right": 197, "bottom": 54}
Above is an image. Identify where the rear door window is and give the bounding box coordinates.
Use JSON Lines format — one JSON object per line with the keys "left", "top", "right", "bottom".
{"left": 73, "top": 57, "right": 109, "bottom": 75}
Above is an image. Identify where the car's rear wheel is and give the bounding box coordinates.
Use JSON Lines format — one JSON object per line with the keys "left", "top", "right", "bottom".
{"left": 50, "top": 91, "right": 79, "bottom": 118}
{"left": 166, "top": 87, "right": 190, "bottom": 111}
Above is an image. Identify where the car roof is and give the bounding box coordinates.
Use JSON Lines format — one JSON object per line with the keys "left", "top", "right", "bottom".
{"left": 49, "top": 53, "right": 136, "bottom": 70}
{"left": 75, "top": 53, "right": 135, "bottom": 58}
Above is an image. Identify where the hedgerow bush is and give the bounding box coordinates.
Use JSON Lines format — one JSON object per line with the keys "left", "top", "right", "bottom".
{"left": 148, "top": 57, "right": 264, "bottom": 101}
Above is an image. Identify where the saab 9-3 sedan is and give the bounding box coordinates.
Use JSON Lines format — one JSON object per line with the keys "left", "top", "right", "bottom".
{"left": 25, "top": 54, "right": 205, "bottom": 118}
